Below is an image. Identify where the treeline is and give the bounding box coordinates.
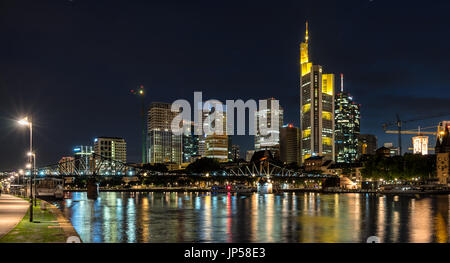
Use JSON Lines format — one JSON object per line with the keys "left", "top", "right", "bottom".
{"left": 361, "top": 153, "right": 436, "bottom": 180}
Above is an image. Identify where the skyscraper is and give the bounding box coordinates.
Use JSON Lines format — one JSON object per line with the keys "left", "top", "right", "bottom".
{"left": 280, "top": 124, "right": 300, "bottom": 165}
{"left": 93, "top": 137, "right": 127, "bottom": 175}
{"left": 182, "top": 121, "right": 199, "bottom": 163}
{"left": 73, "top": 145, "right": 94, "bottom": 174}
{"left": 200, "top": 104, "right": 229, "bottom": 161}
{"left": 230, "top": 144, "right": 240, "bottom": 161}
{"left": 334, "top": 74, "right": 360, "bottom": 163}
{"left": 93, "top": 137, "right": 127, "bottom": 162}
{"left": 255, "top": 98, "right": 284, "bottom": 159}
{"left": 147, "top": 102, "right": 182, "bottom": 164}
{"left": 300, "top": 22, "right": 335, "bottom": 164}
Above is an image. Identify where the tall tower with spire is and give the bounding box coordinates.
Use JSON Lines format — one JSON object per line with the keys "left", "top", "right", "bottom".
{"left": 299, "top": 22, "right": 335, "bottom": 164}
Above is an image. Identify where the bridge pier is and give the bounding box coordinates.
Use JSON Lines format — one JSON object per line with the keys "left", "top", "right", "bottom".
{"left": 87, "top": 178, "right": 99, "bottom": 199}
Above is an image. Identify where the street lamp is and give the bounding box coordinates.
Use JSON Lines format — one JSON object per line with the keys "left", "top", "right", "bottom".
{"left": 27, "top": 152, "right": 37, "bottom": 206}
{"left": 18, "top": 116, "right": 34, "bottom": 222}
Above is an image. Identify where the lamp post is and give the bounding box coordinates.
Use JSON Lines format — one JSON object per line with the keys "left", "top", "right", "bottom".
{"left": 18, "top": 117, "right": 34, "bottom": 222}
{"left": 27, "top": 152, "right": 36, "bottom": 206}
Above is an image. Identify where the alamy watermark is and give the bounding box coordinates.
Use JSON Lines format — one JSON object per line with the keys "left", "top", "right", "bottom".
{"left": 170, "top": 92, "right": 281, "bottom": 140}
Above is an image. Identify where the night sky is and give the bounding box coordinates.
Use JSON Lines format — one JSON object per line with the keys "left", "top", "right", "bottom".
{"left": 1, "top": 0, "right": 450, "bottom": 170}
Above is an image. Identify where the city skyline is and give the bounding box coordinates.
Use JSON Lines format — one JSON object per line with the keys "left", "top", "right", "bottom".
{"left": 2, "top": 1, "right": 450, "bottom": 169}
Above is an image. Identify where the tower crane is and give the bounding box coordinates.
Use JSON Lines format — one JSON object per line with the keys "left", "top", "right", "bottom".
{"left": 131, "top": 85, "right": 146, "bottom": 164}
{"left": 384, "top": 126, "right": 437, "bottom": 153}
{"left": 382, "top": 113, "right": 450, "bottom": 156}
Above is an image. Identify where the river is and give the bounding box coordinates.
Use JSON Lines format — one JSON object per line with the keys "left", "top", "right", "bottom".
{"left": 56, "top": 191, "right": 450, "bottom": 243}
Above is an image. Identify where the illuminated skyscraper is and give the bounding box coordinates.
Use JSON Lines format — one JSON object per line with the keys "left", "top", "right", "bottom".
{"left": 204, "top": 107, "right": 229, "bottom": 161}
{"left": 147, "top": 102, "right": 182, "bottom": 164}
{"left": 73, "top": 145, "right": 94, "bottom": 174}
{"left": 255, "top": 98, "right": 284, "bottom": 159}
{"left": 299, "top": 22, "right": 335, "bottom": 164}
{"left": 182, "top": 121, "right": 199, "bottom": 163}
{"left": 335, "top": 74, "right": 360, "bottom": 163}
{"left": 93, "top": 137, "right": 127, "bottom": 162}
{"left": 230, "top": 144, "right": 240, "bottom": 161}
{"left": 93, "top": 137, "right": 127, "bottom": 175}
{"left": 280, "top": 124, "right": 300, "bottom": 165}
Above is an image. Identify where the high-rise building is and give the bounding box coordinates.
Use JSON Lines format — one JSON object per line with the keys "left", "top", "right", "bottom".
{"left": 94, "top": 137, "right": 127, "bottom": 163}
{"left": 202, "top": 104, "right": 229, "bottom": 162}
{"left": 299, "top": 22, "right": 335, "bottom": 164}
{"left": 255, "top": 98, "right": 284, "bottom": 159}
{"left": 358, "top": 134, "right": 377, "bottom": 156}
{"left": 334, "top": 74, "right": 360, "bottom": 163}
{"left": 182, "top": 121, "right": 199, "bottom": 163}
{"left": 413, "top": 136, "right": 429, "bottom": 155}
{"left": 230, "top": 144, "right": 240, "bottom": 161}
{"left": 280, "top": 124, "right": 300, "bottom": 165}
{"left": 73, "top": 145, "right": 94, "bottom": 174}
{"left": 147, "top": 102, "right": 182, "bottom": 164}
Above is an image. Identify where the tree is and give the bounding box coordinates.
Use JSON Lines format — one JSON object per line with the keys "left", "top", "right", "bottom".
{"left": 361, "top": 153, "right": 436, "bottom": 181}
{"left": 185, "top": 158, "right": 221, "bottom": 173}
{"left": 141, "top": 163, "right": 168, "bottom": 173}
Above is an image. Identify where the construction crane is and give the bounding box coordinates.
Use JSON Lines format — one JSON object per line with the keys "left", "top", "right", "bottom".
{"left": 385, "top": 126, "right": 437, "bottom": 135}
{"left": 384, "top": 126, "right": 437, "bottom": 154}
{"left": 131, "top": 85, "right": 146, "bottom": 164}
{"left": 383, "top": 113, "right": 450, "bottom": 156}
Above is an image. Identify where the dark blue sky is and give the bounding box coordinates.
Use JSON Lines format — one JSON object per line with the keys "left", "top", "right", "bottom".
{"left": 1, "top": 0, "right": 450, "bottom": 169}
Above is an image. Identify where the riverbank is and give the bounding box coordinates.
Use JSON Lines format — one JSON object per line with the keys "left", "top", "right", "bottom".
{"left": 0, "top": 197, "right": 80, "bottom": 243}
{"left": 64, "top": 187, "right": 363, "bottom": 194}
{"left": 65, "top": 187, "right": 211, "bottom": 193}
{"left": 63, "top": 187, "right": 450, "bottom": 195}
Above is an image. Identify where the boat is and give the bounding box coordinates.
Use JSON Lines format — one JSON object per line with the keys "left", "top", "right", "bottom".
{"left": 210, "top": 184, "right": 255, "bottom": 193}
{"left": 34, "top": 177, "right": 64, "bottom": 199}
{"left": 257, "top": 178, "right": 281, "bottom": 194}
{"left": 378, "top": 184, "right": 450, "bottom": 195}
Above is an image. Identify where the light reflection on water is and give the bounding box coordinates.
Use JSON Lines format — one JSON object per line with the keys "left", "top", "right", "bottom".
{"left": 57, "top": 192, "right": 450, "bottom": 243}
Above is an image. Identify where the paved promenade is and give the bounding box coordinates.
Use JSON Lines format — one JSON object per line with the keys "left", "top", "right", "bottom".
{"left": 0, "top": 194, "right": 29, "bottom": 238}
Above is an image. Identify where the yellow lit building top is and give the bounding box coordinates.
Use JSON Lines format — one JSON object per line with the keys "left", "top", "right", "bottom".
{"left": 300, "top": 21, "right": 310, "bottom": 75}
{"left": 322, "top": 74, "right": 334, "bottom": 96}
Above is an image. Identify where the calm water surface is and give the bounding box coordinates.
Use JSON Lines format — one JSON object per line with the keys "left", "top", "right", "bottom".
{"left": 57, "top": 192, "right": 450, "bottom": 243}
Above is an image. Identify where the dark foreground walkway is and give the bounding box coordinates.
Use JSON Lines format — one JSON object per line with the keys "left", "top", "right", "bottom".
{"left": 0, "top": 194, "right": 29, "bottom": 238}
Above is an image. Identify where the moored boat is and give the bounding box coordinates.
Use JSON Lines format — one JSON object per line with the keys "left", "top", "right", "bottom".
{"left": 210, "top": 184, "right": 256, "bottom": 193}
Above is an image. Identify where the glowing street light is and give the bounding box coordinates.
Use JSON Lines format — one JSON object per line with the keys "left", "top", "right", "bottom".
{"left": 18, "top": 117, "right": 30, "bottom": 126}
{"left": 17, "top": 116, "right": 34, "bottom": 222}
